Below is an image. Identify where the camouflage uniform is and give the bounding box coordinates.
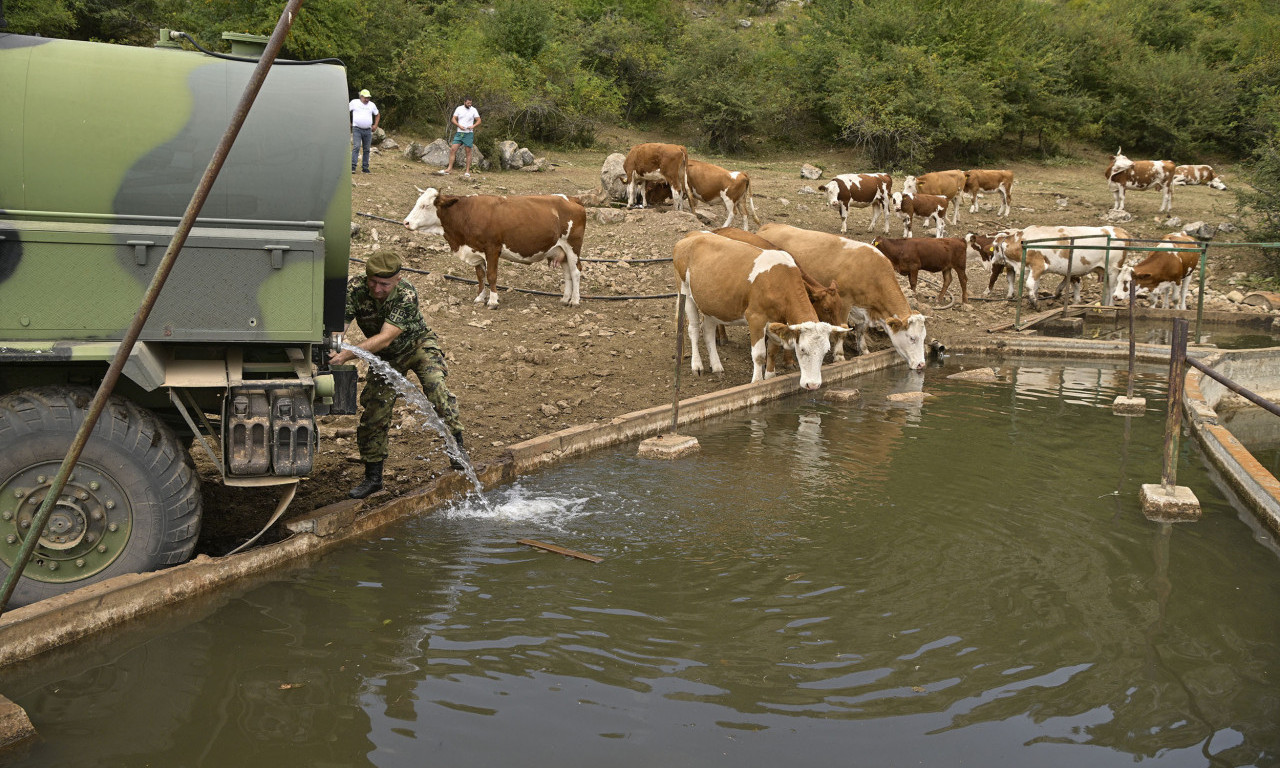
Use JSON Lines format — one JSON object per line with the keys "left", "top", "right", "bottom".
{"left": 346, "top": 276, "right": 462, "bottom": 463}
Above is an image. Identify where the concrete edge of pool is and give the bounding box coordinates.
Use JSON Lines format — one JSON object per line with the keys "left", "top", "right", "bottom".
{"left": 0, "top": 336, "right": 1276, "bottom": 687}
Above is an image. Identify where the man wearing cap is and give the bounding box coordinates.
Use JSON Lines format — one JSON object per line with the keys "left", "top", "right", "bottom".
{"left": 328, "top": 251, "right": 465, "bottom": 498}
{"left": 349, "top": 89, "right": 380, "bottom": 174}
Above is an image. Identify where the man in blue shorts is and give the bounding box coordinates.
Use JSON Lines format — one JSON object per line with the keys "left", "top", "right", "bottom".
{"left": 441, "top": 98, "right": 481, "bottom": 178}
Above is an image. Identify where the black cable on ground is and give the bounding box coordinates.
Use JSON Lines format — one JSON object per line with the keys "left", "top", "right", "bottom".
{"left": 348, "top": 257, "right": 675, "bottom": 300}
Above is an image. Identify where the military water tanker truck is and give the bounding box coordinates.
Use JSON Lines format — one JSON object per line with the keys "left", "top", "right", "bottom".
{"left": 0, "top": 30, "right": 356, "bottom": 605}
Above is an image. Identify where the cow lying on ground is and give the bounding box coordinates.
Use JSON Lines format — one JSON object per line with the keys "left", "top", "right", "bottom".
{"left": 890, "top": 192, "right": 948, "bottom": 238}
{"left": 871, "top": 236, "right": 969, "bottom": 306}
{"left": 403, "top": 188, "right": 586, "bottom": 308}
{"left": 994, "top": 225, "right": 1132, "bottom": 309}
{"left": 903, "top": 170, "right": 966, "bottom": 224}
{"left": 819, "top": 173, "right": 892, "bottom": 234}
{"left": 672, "top": 231, "right": 847, "bottom": 388}
{"left": 963, "top": 169, "right": 1014, "bottom": 217}
{"left": 757, "top": 223, "right": 929, "bottom": 371}
{"left": 1172, "top": 165, "right": 1228, "bottom": 191}
{"left": 964, "top": 232, "right": 1018, "bottom": 299}
{"left": 1112, "top": 232, "right": 1203, "bottom": 309}
{"left": 620, "top": 142, "right": 691, "bottom": 211}
{"left": 1106, "top": 149, "right": 1175, "bottom": 214}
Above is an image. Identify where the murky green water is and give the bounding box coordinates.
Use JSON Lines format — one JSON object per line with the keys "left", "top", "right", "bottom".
{"left": 4, "top": 357, "right": 1279, "bottom": 768}
{"left": 1055, "top": 316, "right": 1280, "bottom": 350}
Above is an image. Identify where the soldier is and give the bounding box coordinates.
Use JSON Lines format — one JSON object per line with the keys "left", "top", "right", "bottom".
{"left": 328, "top": 251, "right": 465, "bottom": 499}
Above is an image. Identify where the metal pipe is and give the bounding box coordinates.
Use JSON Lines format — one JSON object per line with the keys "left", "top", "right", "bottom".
{"left": 1126, "top": 277, "right": 1137, "bottom": 399}
{"left": 671, "top": 294, "right": 688, "bottom": 433}
{"left": 0, "top": 0, "right": 305, "bottom": 617}
{"left": 1195, "top": 243, "right": 1209, "bottom": 342}
{"left": 1185, "top": 356, "right": 1280, "bottom": 419}
{"left": 1162, "top": 319, "right": 1189, "bottom": 493}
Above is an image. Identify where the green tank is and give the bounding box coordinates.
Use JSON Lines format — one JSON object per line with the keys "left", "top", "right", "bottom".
{"left": 0, "top": 31, "right": 356, "bottom": 606}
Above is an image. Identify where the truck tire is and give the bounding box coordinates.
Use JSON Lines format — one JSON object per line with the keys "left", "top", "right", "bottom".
{"left": 0, "top": 387, "right": 202, "bottom": 607}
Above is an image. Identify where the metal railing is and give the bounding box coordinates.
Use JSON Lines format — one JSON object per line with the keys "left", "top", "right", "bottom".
{"left": 1161, "top": 317, "right": 1280, "bottom": 493}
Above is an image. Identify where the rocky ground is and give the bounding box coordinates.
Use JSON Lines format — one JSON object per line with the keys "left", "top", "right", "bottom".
{"left": 196, "top": 130, "right": 1275, "bottom": 554}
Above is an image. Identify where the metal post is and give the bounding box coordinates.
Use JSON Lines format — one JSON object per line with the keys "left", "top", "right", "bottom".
{"left": 1013, "top": 240, "right": 1027, "bottom": 329}
{"left": 1162, "top": 318, "right": 1189, "bottom": 493}
{"left": 1064, "top": 236, "right": 1076, "bottom": 310}
{"left": 670, "top": 295, "right": 687, "bottom": 433}
{"left": 1195, "top": 243, "right": 1209, "bottom": 342}
{"left": 0, "top": 0, "right": 306, "bottom": 617}
{"left": 1126, "top": 277, "right": 1137, "bottom": 398}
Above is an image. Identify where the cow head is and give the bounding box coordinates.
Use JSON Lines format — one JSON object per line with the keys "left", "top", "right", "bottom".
{"left": 804, "top": 280, "right": 849, "bottom": 328}
{"left": 819, "top": 180, "right": 842, "bottom": 209}
{"left": 403, "top": 187, "right": 445, "bottom": 234}
{"left": 1106, "top": 149, "right": 1134, "bottom": 181}
{"left": 879, "top": 313, "right": 928, "bottom": 372}
{"left": 964, "top": 233, "right": 997, "bottom": 272}
{"left": 902, "top": 176, "right": 918, "bottom": 195}
{"left": 889, "top": 191, "right": 906, "bottom": 213}
{"left": 766, "top": 321, "right": 848, "bottom": 390}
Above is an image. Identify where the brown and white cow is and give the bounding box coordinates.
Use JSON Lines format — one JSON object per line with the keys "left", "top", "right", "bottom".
{"left": 963, "top": 169, "right": 1014, "bottom": 217}
{"left": 871, "top": 236, "right": 969, "bottom": 306}
{"left": 1106, "top": 149, "right": 1175, "bottom": 214}
{"left": 672, "top": 231, "right": 847, "bottom": 388}
{"left": 1172, "top": 164, "right": 1228, "bottom": 191}
{"left": 403, "top": 188, "right": 586, "bottom": 309}
{"left": 889, "top": 191, "right": 948, "bottom": 238}
{"left": 1112, "top": 232, "right": 1203, "bottom": 309}
{"left": 964, "top": 232, "right": 1018, "bottom": 299}
{"left": 620, "top": 143, "right": 692, "bottom": 211}
{"left": 757, "top": 223, "right": 929, "bottom": 371}
{"left": 686, "top": 159, "right": 760, "bottom": 230}
{"left": 995, "top": 225, "right": 1132, "bottom": 309}
{"left": 902, "top": 170, "right": 966, "bottom": 224}
{"left": 818, "top": 173, "right": 892, "bottom": 234}
{"left": 712, "top": 226, "right": 851, "bottom": 362}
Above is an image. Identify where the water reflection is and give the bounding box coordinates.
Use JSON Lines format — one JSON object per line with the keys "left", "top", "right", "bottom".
{"left": 3, "top": 359, "right": 1279, "bottom": 767}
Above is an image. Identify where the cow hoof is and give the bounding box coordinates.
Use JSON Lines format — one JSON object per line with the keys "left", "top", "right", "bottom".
{"left": 487, "top": 300, "right": 499, "bottom": 309}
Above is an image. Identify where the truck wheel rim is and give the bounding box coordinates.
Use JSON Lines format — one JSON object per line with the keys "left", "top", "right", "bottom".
{"left": 0, "top": 460, "right": 134, "bottom": 583}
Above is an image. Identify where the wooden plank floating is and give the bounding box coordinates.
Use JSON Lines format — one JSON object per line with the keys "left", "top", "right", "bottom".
{"left": 518, "top": 539, "right": 604, "bottom": 563}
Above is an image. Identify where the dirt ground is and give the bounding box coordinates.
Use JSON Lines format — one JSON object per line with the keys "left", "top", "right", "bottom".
{"left": 196, "top": 131, "right": 1272, "bottom": 554}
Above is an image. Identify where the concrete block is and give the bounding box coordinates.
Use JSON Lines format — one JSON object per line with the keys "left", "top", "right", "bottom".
{"left": 1112, "top": 396, "right": 1147, "bottom": 415}
{"left": 638, "top": 433, "right": 700, "bottom": 459}
{"left": 948, "top": 367, "right": 999, "bottom": 382}
{"left": 0, "top": 694, "right": 35, "bottom": 748}
{"left": 285, "top": 499, "right": 361, "bottom": 537}
{"left": 1141, "top": 483, "right": 1201, "bottom": 522}
{"left": 824, "top": 388, "right": 861, "bottom": 402}
{"left": 887, "top": 391, "right": 931, "bottom": 403}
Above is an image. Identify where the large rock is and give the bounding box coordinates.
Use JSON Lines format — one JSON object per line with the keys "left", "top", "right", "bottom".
{"left": 518, "top": 147, "right": 536, "bottom": 166}
{"left": 601, "top": 153, "right": 629, "bottom": 202}
{"left": 405, "top": 138, "right": 488, "bottom": 171}
{"left": 497, "top": 140, "right": 523, "bottom": 170}
{"left": 800, "top": 164, "right": 823, "bottom": 180}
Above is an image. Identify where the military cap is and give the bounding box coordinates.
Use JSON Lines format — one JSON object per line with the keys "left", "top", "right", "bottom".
{"left": 365, "top": 251, "right": 401, "bottom": 278}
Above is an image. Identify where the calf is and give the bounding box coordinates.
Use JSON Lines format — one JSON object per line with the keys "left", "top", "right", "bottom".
{"left": 1106, "top": 149, "right": 1175, "bottom": 214}
{"left": 1172, "top": 164, "right": 1228, "bottom": 190}
{"left": 889, "top": 191, "right": 948, "bottom": 238}
{"left": 871, "top": 236, "right": 969, "bottom": 305}
{"left": 963, "top": 169, "right": 1014, "bottom": 217}
{"left": 964, "top": 232, "right": 1018, "bottom": 299}
{"left": 902, "top": 170, "right": 966, "bottom": 224}
{"left": 818, "top": 173, "right": 892, "bottom": 234}
{"left": 672, "top": 231, "right": 847, "bottom": 388}
{"left": 757, "top": 223, "right": 929, "bottom": 371}
{"left": 403, "top": 188, "right": 586, "bottom": 308}
{"left": 1112, "top": 233, "right": 1202, "bottom": 309}
{"left": 686, "top": 159, "right": 760, "bottom": 230}
{"left": 996, "top": 225, "right": 1132, "bottom": 309}
{"left": 620, "top": 143, "right": 692, "bottom": 211}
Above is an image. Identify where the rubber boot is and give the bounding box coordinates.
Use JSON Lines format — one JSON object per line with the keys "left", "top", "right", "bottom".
{"left": 449, "top": 432, "right": 469, "bottom": 471}
{"left": 349, "top": 461, "right": 384, "bottom": 499}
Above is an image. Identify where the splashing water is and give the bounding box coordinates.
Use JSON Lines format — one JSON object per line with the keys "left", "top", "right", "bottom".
{"left": 441, "top": 482, "right": 594, "bottom": 528}
{"left": 341, "top": 344, "right": 488, "bottom": 504}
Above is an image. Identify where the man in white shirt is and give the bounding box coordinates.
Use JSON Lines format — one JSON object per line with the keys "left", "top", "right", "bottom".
{"left": 441, "top": 98, "right": 481, "bottom": 178}
{"left": 349, "top": 89, "right": 380, "bottom": 174}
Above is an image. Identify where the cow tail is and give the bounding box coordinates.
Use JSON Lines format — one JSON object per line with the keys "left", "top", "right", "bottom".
{"left": 745, "top": 175, "right": 760, "bottom": 229}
